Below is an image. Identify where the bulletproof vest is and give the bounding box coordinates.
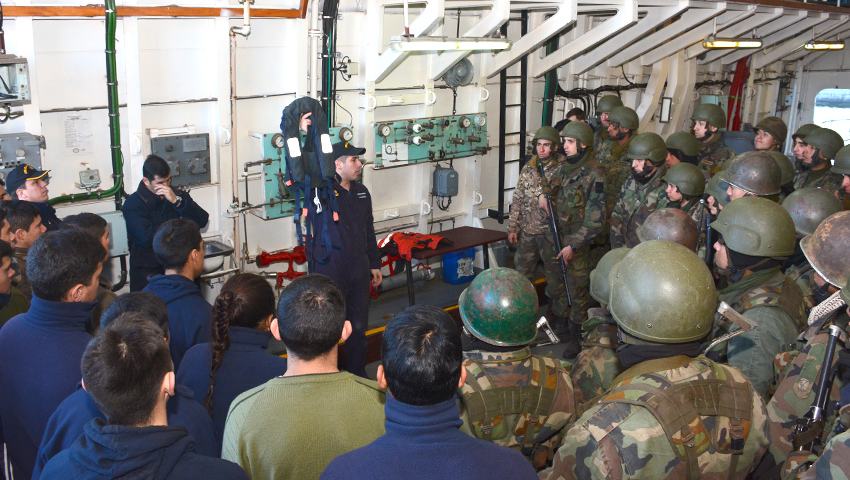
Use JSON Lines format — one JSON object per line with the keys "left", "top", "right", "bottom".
{"left": 459, "top": 355, "right": 565, "bottom": 469}
{"left": 594, "top": 357, "right": 754, "bottom": 480}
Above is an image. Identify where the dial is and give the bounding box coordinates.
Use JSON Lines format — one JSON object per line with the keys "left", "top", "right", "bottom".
{"left": 339, "top": 127, "right": 354, "bottom": 142}
{"left": 459, "top": 116, "right": 471, "bottom": 128}
{"left": 16, "top": 149, "right": 25, "bottom": 157}
{"left": 474, "top": 115, "right": 486, "bottom": 127}
{"left": 271, "top": 133, "right": 285, "bottom": 149}
{"left": 378, "top": 124, "right": 392, "bottom": 137}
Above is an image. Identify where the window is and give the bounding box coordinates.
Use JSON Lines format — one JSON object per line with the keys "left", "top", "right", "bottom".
{"left": 814, "top": 88, "right": 850, "bottom": 143}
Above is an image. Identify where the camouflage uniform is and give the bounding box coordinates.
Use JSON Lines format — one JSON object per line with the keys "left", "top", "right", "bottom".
{"left": 593, "top": 127, "right": 609, "bottom": 155}
{"left": 785, "top": 262, "right": 817, "bottom": 316}
{"left": 599, "top": 136, "right": 633, "bottom": 221}
{"left": 793, "top": 166, "right": 844, "bottom": 193}
{"left": 610, "top": 165, "right": 669, "bottom": 249}
{"left": 458, "top": 346, "right": 576, "bottom": 470}
{"left": 698, "top": 133, "right": 736, "bottom": 177}
{"left": 798, "top": 404, "right": 850, "bottom": 480}
{"left": 668, "top": 197, "right": 703, "bottom": 224}
{"left": 11, "top": 246, "right": 32, "bottom": 302}
{"left": 540, "top": 355, "right": 771, "bottom": 480}
{"left": 568, "top": 307, "right": 623, "bottom": 407}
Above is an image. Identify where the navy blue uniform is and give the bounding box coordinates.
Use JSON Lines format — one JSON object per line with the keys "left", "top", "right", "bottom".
{"left": 309, "top": 176, "right": 380, "bottom": 378}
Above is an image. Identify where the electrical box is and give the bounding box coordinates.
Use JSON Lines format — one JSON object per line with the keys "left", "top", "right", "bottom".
{"left": 0, "top": 55, "right": 31, "bottom": 106}
{"left": 98, "top": 210, "right": 129, "bottom": 258}
{"left": 0, "top": 133, "right": 45, "bottom": 183}
{"left": 150, "top": 133, "right": 211, "bottom": 187}
{"left": 432, "top": 166, "right": 458, "bottom": 197}
{"left": 374, "top": 114, "right": 488, "bottom": 168}
{"left": 249, "top": 126, "right": 354, "bottom": 220}
{"left": 699, "top": 95, "right": 729, "bottom": 122}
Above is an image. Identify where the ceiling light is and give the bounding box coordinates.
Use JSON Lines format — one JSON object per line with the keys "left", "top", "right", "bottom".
{"left": 804, "top": 41, "right": 845, "bottom": 50}
{"left": 390, "top": 36, "right": 511, "bottom": 52}
{"left": 702, "top": 37, "right": 763, "bottom": 49}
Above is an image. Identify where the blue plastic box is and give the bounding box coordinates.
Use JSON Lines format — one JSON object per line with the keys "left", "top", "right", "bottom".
{"left": 443, "top": 248, "right": 476, "bottom": 285}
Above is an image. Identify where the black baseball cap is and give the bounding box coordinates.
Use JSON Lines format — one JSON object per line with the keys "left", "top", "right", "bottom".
{"left": 332, "top": 141, "right": 366, "bottom": 159}
{"left": 6, "top": 164, "right": 50, "bottom": 193}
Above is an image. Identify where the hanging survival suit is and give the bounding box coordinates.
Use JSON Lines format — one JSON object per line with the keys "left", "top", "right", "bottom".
{"left": 378, "top": 232, "right": 453, "bottom": 261}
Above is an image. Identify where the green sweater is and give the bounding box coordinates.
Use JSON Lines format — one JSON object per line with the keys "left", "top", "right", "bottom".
{"left": 0, "top": 286, "right": 29, "bottom": 328}
{"left": 222, "top": 371, "right": 386, "bottom": 480}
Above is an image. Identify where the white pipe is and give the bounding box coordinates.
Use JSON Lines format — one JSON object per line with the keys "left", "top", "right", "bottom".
{"left": 309, "top": 0, "right": 321, "bottom": 99}
{"left": 231, "top": 0, "right": 251, "bottom": 37}
{"left": 403, "top": 0, "right": 410, "bottom": 36}
{"left": 229, "top": 32, "right": 243, "bottom": 269}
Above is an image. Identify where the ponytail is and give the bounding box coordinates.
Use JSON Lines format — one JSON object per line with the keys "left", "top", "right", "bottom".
{"left": 204, "top": 289, "right": 236, "bottom": 416}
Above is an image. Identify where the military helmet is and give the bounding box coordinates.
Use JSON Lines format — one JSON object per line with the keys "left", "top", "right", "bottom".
{"left": 711, "top": 196, "right": 796, "bottom": 257}
{"left": 719, "top": 151, "right": 782, "bottom": 196}
{"left": 609, "top": 241, "right": 717, "bottom": 344}
{"left": 782, "top": 188, "right": 844, "bottom": 237}
{"left": 533, "top": 126, "right": 561, "bottom": 146}
{"left": 665, "top": 131, "right": 701, "bottom": 157}
{"left": 841, "top": 277, "right": 850, "bottom": 305}
{"left": 626, "top": 132, "right": 667, "bottom": 164}
{"left": 589, "top": 247, "right": 631, "bottom": 305}
{"left": 691, "top": 103, "right": 727, "bottom": 129}
{"left": 766, "top": 151, "right": 796, "bottom": 186}
{"left": 833, "top": 145, "right": 850, "bottom": 175}
{"left": 608, "top": 106, "right": 639, "bottom": 130}
{"left": 805, "top": 126, "right": 844, "bottom": 160}
{"left": 597, "top": 95, "right": 624, "bottom": 114}
{"left": 637, "top": 208, "right": 700, "bottom": 251}
{"left": 663, "top": 163, "right": 705, "bottom": 197}
{"left": 458, "top": 268, "right": 540, "bottom": 346}
{"left": 560, "top": 120, "right": 594, "bottom": 147}
{"left": 801, "top": 211, "right": 850, "bottom": 289}
{"left": 753, "top": 116, "right": 788, "bottom": 146}
{"left": 792, "top": 123, "right": 818, "bottom": 141}
{"left": 705, "top": 173, "right": 732, "bottom": 207}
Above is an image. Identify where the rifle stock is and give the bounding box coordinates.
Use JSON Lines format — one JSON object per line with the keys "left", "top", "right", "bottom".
{"left": 536, "top": 161, "right": 573, "bottom": 307}
{"left": 793, "top": 324, "right": 843, "bottom": 453}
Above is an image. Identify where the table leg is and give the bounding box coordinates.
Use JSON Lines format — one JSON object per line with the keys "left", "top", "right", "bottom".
{"left": 406, "top": 259, "right": 415, "bottom": 305}
{"left": 483, "top": 243, "right": 490, "bottom": 269}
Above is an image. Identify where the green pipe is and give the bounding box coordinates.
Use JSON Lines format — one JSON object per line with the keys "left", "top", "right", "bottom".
{"left": 542, "top": 37, "right": 557, "bottom": 126}
{"left": 50, "top": 0, "right": 124, "bottom": 207}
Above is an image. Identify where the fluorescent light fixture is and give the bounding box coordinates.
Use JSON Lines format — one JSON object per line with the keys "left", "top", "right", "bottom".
{"left": 390, "top": 36, "right": 511, "bottom": 52}
{"left": 804, "top": 41, "right": 845, "bottom": 50}
{"left": 702, "top": 37, "right": 763, "bottom": 49}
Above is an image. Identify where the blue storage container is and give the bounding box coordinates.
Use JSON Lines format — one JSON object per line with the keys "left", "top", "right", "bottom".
{"left": 443, "top": 248, "right": 476, "bottom": 285}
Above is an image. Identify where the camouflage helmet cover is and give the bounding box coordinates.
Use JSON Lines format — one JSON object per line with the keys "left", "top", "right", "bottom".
{"left": 781, "top": 188, "right": 843, "bottom": 237}
{"left": 589, "top": 247, "right": 631, "bottom": 305}
{"left": 627, "top": 132, "right": 667, "bottom": 164}
{"left": 458, "top": 268, "right": 540, "bottom": 346}
{"left": 753, "top": 116, "right": 788, "bottom": 146}
{"left": 711, "top": 196, "right": 796, "bottom": 257}
{"left": 637, "top": 208, "right": 700, "bottom": 251}
{"left": 560, "top": 120, "right": 594, "bottom": 147}
{"left": 719, "top": 151, "right": 782, "bottom": 196}
{"left": 608, "top": 106, "right": 640, "bottom": 130}
{"left": 691, "top": 103, "right": 727, "bottom": 129}
{"left": 663, "top": 162, "right": 706, "bottom": 197}
{"left": 805, "top": 126, "right": 844, "bottom": 160}
{"left": 800, "top": 211, "right": 850, "bottom": 289}
{"left": 665, "top": 131, "right": 701, "bottom": 157}
{"left": 596, "top": 95, "right": 624, "bottom": 114}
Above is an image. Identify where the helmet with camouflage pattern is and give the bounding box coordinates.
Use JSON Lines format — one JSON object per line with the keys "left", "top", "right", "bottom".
{"left": 533, "top": 126, "right": 562, "bottom": 147}
{"left": 626, "top": 132, "right": 667, "bottom": 164}
{"left": 608, "top": 106, "right": 639, "bottom": 130}
{"left": 792, "top": 123, "right": 818, "bottom": 141}
{"left": 691, "top": 103, "right": 727, "bottom": 129}
{"left": 665, "top": 131, "right": 701, "bottom": 157}
{"left": 753, "top": 116, "right": 788, "bottom": 147}
{"left": 609, "top": 240, "right": 717, "bottom": 344}
{"left": 804, "top": 126, "right": 844, "bottom": 160}
{"left": 458, "top": 268, "right": 540, "bottom": 346}
{"left": 596, "top": 95, "right": 624, "bottom": 114}
{"left": 766, "top": 151, "right": 796, "bottom": 186}
{"left": 706, "top": 173, "right": 732, "bottom": 207}
{"left": 833, "top": 145, "right": 850, "bottom": 175}
{"left": 589, "top": 247, "right": 631, "bottom": 305}
{"left": 719, "top": 151, "right": 782, "bottom": 196}
{"left": 801, "top": 211, "right": 850, "bottom": 289}
{"left": 560, "top": 120, "right": 594, "bottom": 147}
{"left": 781, "top": 188, "right": 843, "bottom": 237}
{"left": 637, "top": 208, "right": 700, "bottom": 251}
{"left": 711, "top": 196, "right": 796, "bottom": 257}
{"left": 663, "top": 163, "right": 705, "bottom": 197}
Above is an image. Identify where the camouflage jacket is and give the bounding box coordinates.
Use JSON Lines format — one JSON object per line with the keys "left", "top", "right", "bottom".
{"left": 11, "top": 246, "right": 32, "bottom": 302}
{"left": 610, "top": 165, "right": 669, "bottom": 249}
{"left": 458, "top": 347, "right": 576, "bottom": 470}
{"left": 793, "top": 165, "right": 844, "bottom": 193}
{"left": 599, "top": 136, "right": 633, "bottom": 220}
{"left": 541, "top": 355, "right": 771, "bottom": 480}
{"left": 669, "top": 197, "right": 703, "bottom": 224}
{"left": 698, "top": 133, "right": 735, "bottom": 176}
{"left": 548, "top": 150, "right": 607, "bottom": 251}
{"left": 569, "top": 307, "right": 623, "bottom": 407}
{"left": 785, "top": 262, "right": 817, "bottom": 316}
{"left": 799, "top": 427, "right": 850, "bottom": 480}
{"left": 508, "top": 154, "right": 566, "bottom": 236}
{"left": 593, "top": 127, "right": 609, "bottom": 154}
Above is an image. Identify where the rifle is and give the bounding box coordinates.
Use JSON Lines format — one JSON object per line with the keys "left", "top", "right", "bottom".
{"left": 793, "top": 324, "right": 843, "bottom": 453}
{"left": 700, "top": 197, "right": 715, "bottom": 267}
{"left": 535, "top": 160, "right": 573, "bottom": 307}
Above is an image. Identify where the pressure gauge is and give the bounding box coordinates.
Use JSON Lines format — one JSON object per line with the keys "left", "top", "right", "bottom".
{"left": 459, "top": 116, "right": 471, "bottom": 128}
{"left": 474, "top": 115, "right": 486, "bottom": 127}
{"left": 378, "top": 124, "right": 392, "bottom": 137}
{"left": 271, "top": 133, "right": 285, "bottom": 149}
{"left": 339, "top": 127, "right": 354, "bottom": 142}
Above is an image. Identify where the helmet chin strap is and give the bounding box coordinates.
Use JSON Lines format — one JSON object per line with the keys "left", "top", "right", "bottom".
{"left": 612, "top": 129, "right": 628, "bottom": 141}
{"left": 632, "top": 161, "right": 656, "bottom": 183}
{"left": 804, "top": 148, "right": 827, "bottom": 170}
{"left": 565, "top": 146, "right": 586, "bottom": 164}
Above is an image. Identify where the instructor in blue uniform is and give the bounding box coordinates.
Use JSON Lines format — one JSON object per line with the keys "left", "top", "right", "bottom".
{"left": 309, "top": 141, "right": 382, "bottom": 378}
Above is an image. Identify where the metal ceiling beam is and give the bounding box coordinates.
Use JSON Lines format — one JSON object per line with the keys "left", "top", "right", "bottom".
{"left": 369, "top": 0, "right": 446, "bottom": 83}
{"left": 686, "top": 7, "right": 783, "bottom": 59}
{"left": 636, "top": 57, "right": 669, "bottom": 130}
{"left": 699, "top": 9, "right": 807, "bottom": 64}
{"left": 430, "top": 0, "right": 511, "bottom": 80}
{"left": 783, "top": 19, "right": 850, "bottom": 63}
{"left": 720, "top": 11, "right": 829, "bottom": 65}
{"left": 753, "top": 13, "right": 835, "bottom": 68}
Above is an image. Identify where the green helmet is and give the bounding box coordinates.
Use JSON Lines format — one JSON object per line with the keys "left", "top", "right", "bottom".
{"left": 753, "top": 116, "right": 788, "bottom": 148}
{"left": 627, "top": 132, "right": 667, "bottom": 164}
{"left": 665, "top": 131, "right": 701, "bottom": 157}
{"left": 560, "top": 120, "right": 593, "bottom": 147}
{"left": 589, "top": 247, "right": 631, "bottom": 304}
{"left": 792, "top": 123, "right": 818, "bottom": 141}
{"left": 609, "top": 241, "right": 717, "bottom": 344}
{"left": 781, "top": 188, "right": 844, "bottom": 237}
{"left": 805, "top": 126, "right": 844, "bottom": 160}
{"left": 458, "top": 268, "right": 540, "bottom": 346}
{"left": 691, "top": 103, "right": 727, "bottom": 129}
{"left": 608, "top": 106, "right": 639, "bottom": 130}
{"left": 663, "top": 163, "right": 705, "bottom": 197}
{"left": 833, "top": 145, "right": 850, "bottom": 175}
{"left": 637, "top": 208, "right": 700, "bottom": 251}
{"left": 597, "top": 95, "right": 623, "bottom": 114}
{"left": 711, "top": 196, "right": 796, "bottom": 257}
{"left": 801, "top": 211, "right": 850, "bottom": 289}
{"left": 719, "top": 151, "right": 782, "bottom": 196}
{"left": 766, "top": 151, "right": 796, "bottom": 186}
{"left": 533, "top": 126, "right": 561, "bottom": 146}
{"left": 706, "top": 173, "right": 732, "bottom": 207}
{"left": 841, "top": 278, "right": 850, "bottom": 305}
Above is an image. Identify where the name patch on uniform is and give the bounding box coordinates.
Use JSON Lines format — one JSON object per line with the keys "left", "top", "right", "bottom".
{"left": 595, "top": 181, "right": 604, "bottom": 193}
{"left": 357, "top": 192, "right": 367, "bottom": 199}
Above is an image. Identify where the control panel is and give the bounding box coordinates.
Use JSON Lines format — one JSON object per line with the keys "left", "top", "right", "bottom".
{"left": 0, "top": 133, "right": 45, "bottom": 183}
{"left": 150, "top": 133, "right": 211, "bottom": 187}
{"left": 374, "top": 114, "right": 488, "bottom": 168}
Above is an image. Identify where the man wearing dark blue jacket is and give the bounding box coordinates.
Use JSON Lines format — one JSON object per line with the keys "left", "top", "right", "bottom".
{"left": 33, "top": 292, "right": 216, "bottom": 479}
{"left": 124, "top": 155, "right": 209, "bottom": 291}
{"left": 144, "top": 218, "right": 211, "bottom": 369}
{"left": 320, "top": 305, "right": 538, "bottom": 480}
{"left": 0, "top": 229, "right": 105, "bottom": 480}
{"left": 39, "top": 314, "right": 247, "bottom": 480}
{"left": 6, "top": 164, "right": 62, "bottom": 232}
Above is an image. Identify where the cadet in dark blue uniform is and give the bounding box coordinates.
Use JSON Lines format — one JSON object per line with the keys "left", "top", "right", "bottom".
{"left": 309, "top": 141, "right": 382, "bottom": 378}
